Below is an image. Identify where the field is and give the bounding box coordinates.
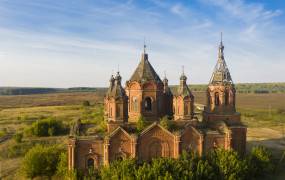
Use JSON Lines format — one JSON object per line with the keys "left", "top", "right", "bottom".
{"left": 0, "top": 91, "right": 285, "bottom": 179}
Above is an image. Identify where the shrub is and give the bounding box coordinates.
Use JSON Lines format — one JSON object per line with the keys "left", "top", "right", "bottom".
{"left": 100, "top": 159, "right": 137, "bottom": 179}
{"left": 30, "top": 117, "right": 66, "bottom": 137}
{"left": 21, "top": 144, "right": 63, "bottom": 179}
{"left": 5, "top": 143, "right": 33, "bottom": 158}
{"left": 247, "top": 146, "right": 274, "bottom": 178}
{"left": 160, "top": 116, "right": 173, "bottom": 130}
{"left": 13, "top": 132, "right": 23, "bottom": 143}
{"left": 56, "top": 152, "right": 68, "bottom": 177}
{"left": 206, "top": 148, "right": 248, "bottom": 180}
{"left": 82, "top": 100, "right": 90, "bottom": 107}
{"left": 92, "top": 148, "right": 276, "bottom": 180}
{"left": 137, "top": 115, "right": 147, "bottom": 132}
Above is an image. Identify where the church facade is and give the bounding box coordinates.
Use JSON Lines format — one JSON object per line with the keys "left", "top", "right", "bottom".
{"left": 68, "top": 40, "right": 247, "bottom": 171}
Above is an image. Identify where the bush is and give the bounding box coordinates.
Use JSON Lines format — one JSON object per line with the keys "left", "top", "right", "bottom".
{"left": 76, "top": 147, "right": 276, "bottom": 180}
{"left": 206, "top": 148, "right": 248, "bottom": 180}
{"left": 82, "top": 100, "right": 90, "bottom": 107}
{"left": 160, "top": 116, "right": 174, "bottom": 130}
{"left": 21, "top": 144, "right": 63, "bottom": 179}
{"left": 29, "top": 117, "right": 66, "bottom": 137}
{"left": 13, "top": 132, "right": 23, "bottom": 143}
{"left": 56, "top": 152, "right": 68, "bottom": 177}
{"left": 137, "top": 116, "right": 147, "bottom": 132}
{"left": 4, "top": 143, "right": 33, "bottom": 158}
{"left": 247, "top": 146, "right": 274, "bottom": 178}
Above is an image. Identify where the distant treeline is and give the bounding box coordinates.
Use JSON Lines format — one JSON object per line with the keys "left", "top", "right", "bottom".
{"left": 186, "top": 83, "right": 285, "bottom": 94}
{"left": 0, "top": 83, "right": 284, "bottom": 95}
{"left": 0, "top": 87, "right": 62, "bottom": 95}
{"left": 0, "top": 87, "right": 107, "bottom": 96}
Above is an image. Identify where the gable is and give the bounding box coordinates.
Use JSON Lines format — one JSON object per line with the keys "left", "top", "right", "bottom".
{"left": 109, "top": 127, "right": 132, "bottom": 142}
{"left": 140, "top": 123, "right": 174, "bottom": 139}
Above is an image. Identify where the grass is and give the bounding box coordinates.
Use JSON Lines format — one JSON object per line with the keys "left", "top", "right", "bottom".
{"left": 0, "top": 92, "right": 103, "bottom": 108}
{"left": 0, "top": 104, "right": 104, "bottom": 134}
{"left": 239, "top": 108, "right": 285, "bottom": 128}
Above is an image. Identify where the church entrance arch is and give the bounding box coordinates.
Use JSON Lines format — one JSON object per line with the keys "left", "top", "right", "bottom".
{"left": 149, "top": 140, "right": 162, "bottom": 160}
{"left": 87, "top": 158, "right": 94, "bottom": 169}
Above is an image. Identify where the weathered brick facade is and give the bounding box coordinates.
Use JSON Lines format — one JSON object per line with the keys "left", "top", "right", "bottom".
{"left": 68, "top": 40, "right": 247, "bottom": 171}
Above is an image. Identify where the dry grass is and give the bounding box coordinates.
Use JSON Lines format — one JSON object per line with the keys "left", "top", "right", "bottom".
{"left": 0, "top": 92, "right": 103, "bottom": 108}
{"left": 193, "top": 92, "right": 285, "bottom": 109}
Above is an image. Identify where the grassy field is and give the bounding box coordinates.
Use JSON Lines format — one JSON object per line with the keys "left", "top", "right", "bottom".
{"left": 0, "top": 92, "right": 284, "bottom": 179}
{"left": 0, "top": 92, "right": 104, "bottom": 108}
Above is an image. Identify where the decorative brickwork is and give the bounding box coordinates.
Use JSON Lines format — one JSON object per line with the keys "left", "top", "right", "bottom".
{"left": 68, "top": 40, "right": 247, "bottom": 172}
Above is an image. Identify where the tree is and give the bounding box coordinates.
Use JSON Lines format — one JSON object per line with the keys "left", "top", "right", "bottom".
{"left": 100, "top": 159, "right": 137, "bottom": 179}
{"left": 56, "top": 152, "right": 68, "bottom": 177}
{"left": 247, "top": 146, "right": 274, "bottom": 178}
{"left": 30, "top": 117, "right": 65, "bottom": 137}
{"left": 22, "top": 145, "right": 63, "bottom": 179}
{"left": 206, "top": 148, "right": 248, "bottom": 180}
{"left": 137, "top": 116, "right": 147, "bottom": 132}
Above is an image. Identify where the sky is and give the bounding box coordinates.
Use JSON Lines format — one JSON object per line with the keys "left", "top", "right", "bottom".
{"left": 0, "top": 0, "right": 284, "bottom": 88}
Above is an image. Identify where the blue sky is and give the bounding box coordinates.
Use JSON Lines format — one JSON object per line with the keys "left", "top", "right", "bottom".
{"left": 0, "top": 0, "right": 284, "bottom": 87}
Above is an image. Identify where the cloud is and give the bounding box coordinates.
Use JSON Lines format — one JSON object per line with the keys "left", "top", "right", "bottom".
{"left": 170, "top": 3, "right": 186, "bottom": 17}
{"left": 0, "top": 0, "right": 284, "bottom": 87}
{"left": 200, "top": 0, "right": 283, "bottom": 23}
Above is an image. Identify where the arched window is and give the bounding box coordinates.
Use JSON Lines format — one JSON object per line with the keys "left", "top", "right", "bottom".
{"left": 87, "top": 158, "right": 94, "bottom": 169}
{"left": 214, "top": 92, "right": 220, "bottom": 106}
{"left": 145, "top": 97, "right": 152, "bottom": 111}
{"left": 225, "top": 91, "right": 229, "bottom": 105}
{"left": 116, "top": 105, "right": 120, "bottom": 118}
{"left": 184, "top": 104, "right": 188, "bottom": 115}
{"left": 110, "top": 107, "right": 112, "bottom": 117}
{"left": 132, "top": 97, "right": 138, "bottom": 112}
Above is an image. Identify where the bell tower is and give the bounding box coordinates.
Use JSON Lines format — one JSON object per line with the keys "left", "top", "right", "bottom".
{"left": 203, "top": 34, "right": 247, "bottom": 155}
{"left": 203, "top": 35, "right": 240, "bottom": 124}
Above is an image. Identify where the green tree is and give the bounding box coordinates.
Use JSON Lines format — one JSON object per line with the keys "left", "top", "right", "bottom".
{"left": 247, "top": 146, "right": 274, "bottom": 178}
{"left": 206, "top": 148, "right": 248, "bottom": 180}
{"left": 22, "top": 144, "right": 63, "bottom": 179}
{"left": 56, "top": 152, "right": 68, "bottom": 177}
{"left": 30, "top": 117, "right": 65, "bottom": 137}
{"left": 100, "top": 159, "right": 137, "bottom": 180}
{"left": 137, "top": 115, "right": 147, "bottom": 132}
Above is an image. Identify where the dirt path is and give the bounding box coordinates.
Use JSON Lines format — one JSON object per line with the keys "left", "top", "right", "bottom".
{"left": 247, "top": 127, "right": 285, "bottom": 156}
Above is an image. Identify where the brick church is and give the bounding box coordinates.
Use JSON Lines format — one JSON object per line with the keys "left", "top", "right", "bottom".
{"left": 68, "top": 39, "right": 247, "bottom": 171}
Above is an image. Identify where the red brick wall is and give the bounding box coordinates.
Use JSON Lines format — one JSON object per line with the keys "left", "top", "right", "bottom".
{"left": 109, "top": 130, "right": 133, "bottom": 161}
{"left": 138, "top": 126, "right": 175, "bottom": 161}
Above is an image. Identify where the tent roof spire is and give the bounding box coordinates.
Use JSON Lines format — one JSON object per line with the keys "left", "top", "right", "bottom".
{"left": 209, "top": 34, "right": 233, "bottom": 85}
